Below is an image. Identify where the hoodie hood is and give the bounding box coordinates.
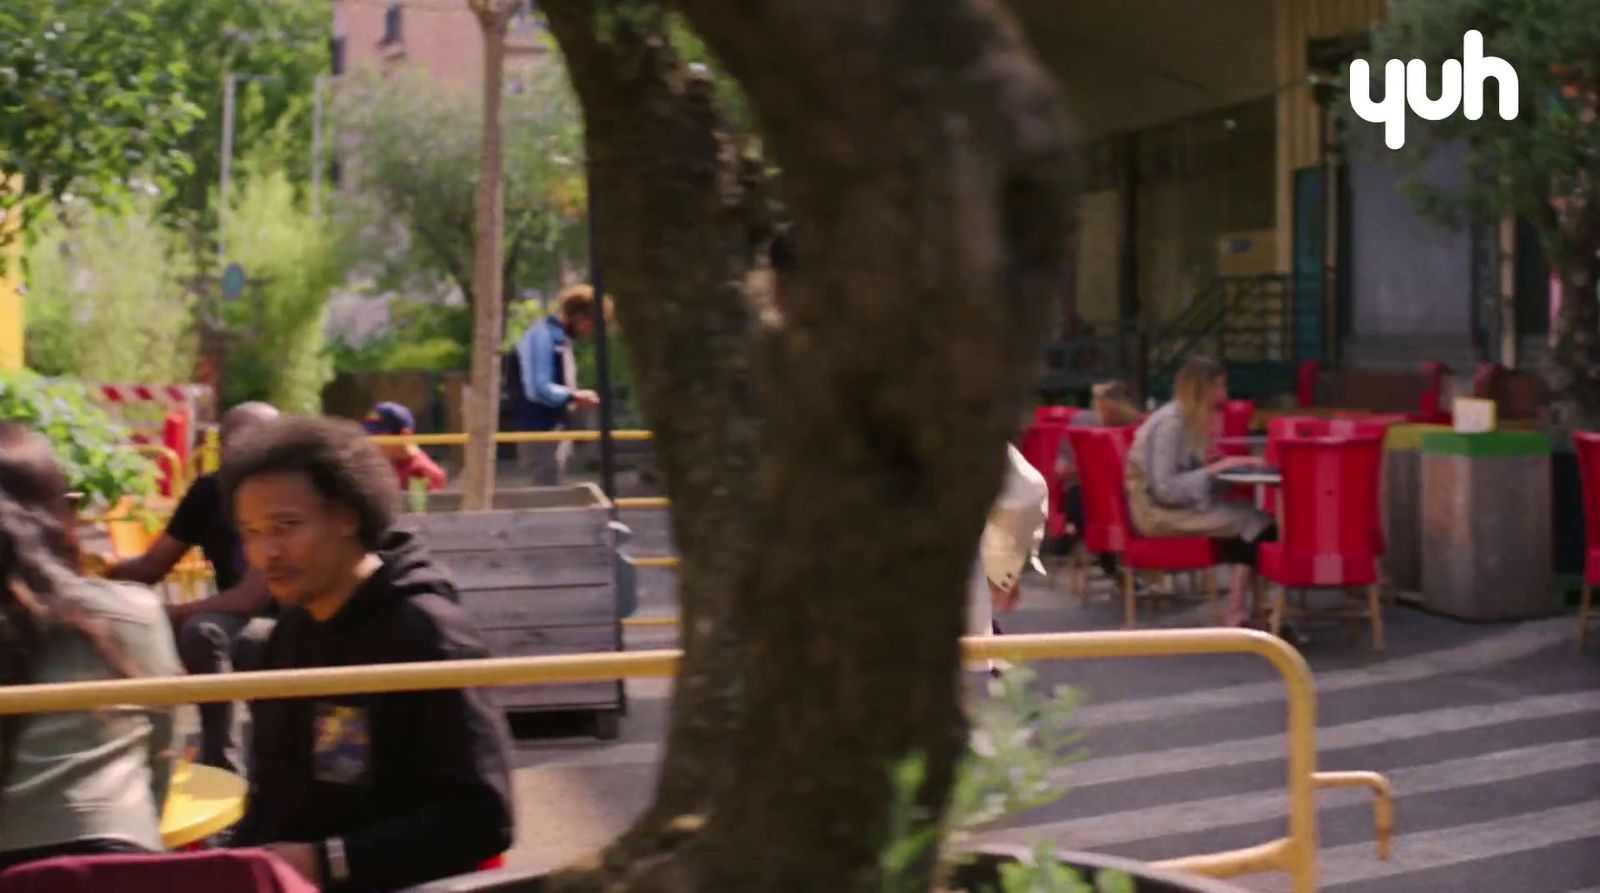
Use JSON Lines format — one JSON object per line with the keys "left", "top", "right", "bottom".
{"left": 326, "top": 529, "right": 459, "bottom": 628}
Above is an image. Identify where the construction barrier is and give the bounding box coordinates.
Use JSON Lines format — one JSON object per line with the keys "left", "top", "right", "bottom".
{"left": 0, "top": 629, "right": 1389, "bottom": 892}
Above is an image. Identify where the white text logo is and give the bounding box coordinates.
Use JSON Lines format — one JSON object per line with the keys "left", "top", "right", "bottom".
{"left": 1349, "top": 30, "right": 1518, "bottom": 150}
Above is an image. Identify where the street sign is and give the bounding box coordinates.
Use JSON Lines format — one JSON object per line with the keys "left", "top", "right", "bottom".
{"left": 221, "top": 263, "right": 247, "bottom": 300}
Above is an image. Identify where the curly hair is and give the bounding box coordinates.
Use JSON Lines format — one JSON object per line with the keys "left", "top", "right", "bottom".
{"left": 220, "top": 415, "right": 400, "bottom": 551}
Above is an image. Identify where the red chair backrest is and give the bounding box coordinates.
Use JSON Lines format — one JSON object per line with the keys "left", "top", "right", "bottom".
{"left": 1036, "top": 405, "right": 1080, "bottom": 426}
{"left": 1297, "top": 360, "right": 1320, "bottom": 408}
{"left": 1222, "top": 400, "right": 1255, "bottom": 437}
{"left": 1576, "top": 432, "right": 1600, "bottom": 552}
{"left": 1217, "top": 400, "right": 1257, "bottom": 458}
{"left": 1068, "top": 426, "right": 1137, "bottom": 553}
{"left": 1275, "top": 434, "right": 1385, "bottom": 557}
{"left": 1020, "top": 423, "right": 1069, "bottom": 477}
{"left": 1265, "top": 416, "right": 1329, "bottom": 464}
{"left": 1020, "top": 422, "right": 1072, "bottom": 538}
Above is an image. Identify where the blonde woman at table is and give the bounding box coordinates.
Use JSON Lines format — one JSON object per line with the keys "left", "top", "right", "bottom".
{"left": 0, "top": 424, "right": 182, "bottom": 872}
{"left": 1126, "top": 357, "right": 1278, "bottom": 629}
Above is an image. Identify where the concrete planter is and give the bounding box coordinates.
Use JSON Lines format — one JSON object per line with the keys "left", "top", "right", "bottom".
{"left": 1420, "top": 431, "right": 1554, "bottom": 621}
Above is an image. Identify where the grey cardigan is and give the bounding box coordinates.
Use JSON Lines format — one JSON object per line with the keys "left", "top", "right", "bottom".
{"left": 0, "top": 579, "right": 180, "bottom": 855}
{"left": 1126, "top": 402, "right": 1273, "bottom": 542}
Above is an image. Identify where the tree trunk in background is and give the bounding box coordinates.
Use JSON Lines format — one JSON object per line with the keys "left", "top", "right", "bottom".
{"left": 546, "top": 1, "right": 1073, "bottom": 891}
{"left": 462, "top": 1, "right": 513, "bottom": 511}
{"left": 1551, "top": 248, "right": 1600, "bottom": 430}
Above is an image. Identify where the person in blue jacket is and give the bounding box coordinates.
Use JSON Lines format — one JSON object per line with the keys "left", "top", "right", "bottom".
{"left": 507, "top": 285, "right": 601, "bottom": 485}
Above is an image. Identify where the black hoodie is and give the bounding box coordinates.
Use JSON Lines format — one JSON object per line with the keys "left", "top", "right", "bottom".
{"left": 232, "top": 530, "right": 515, "bottom": 892}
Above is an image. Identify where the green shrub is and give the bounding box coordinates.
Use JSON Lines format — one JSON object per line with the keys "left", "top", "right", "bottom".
{"left": 23, "top": 197, "right": 198, "bottom": 383}
{"left": 0, "top": 369, "right": 154, "bottom": 509}
{"left": 220, "top": 160, "right": 340, "bottom": 412}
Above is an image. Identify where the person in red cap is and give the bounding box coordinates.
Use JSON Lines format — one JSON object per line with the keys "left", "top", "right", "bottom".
{"left": 362, "top": 402, "right": 447, "bottom": 493}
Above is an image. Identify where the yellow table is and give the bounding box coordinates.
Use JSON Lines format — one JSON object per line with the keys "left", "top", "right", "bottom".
{"left": 161, "top": 761, "right": 247, "bottom": 849}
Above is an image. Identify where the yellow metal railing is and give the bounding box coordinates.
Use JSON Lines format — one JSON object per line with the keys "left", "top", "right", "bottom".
{"left": 0, "top": 629, "right": 1390, "bottom": 892}
{"left": 366, "top": 430, "right": 654, "bottom": 447}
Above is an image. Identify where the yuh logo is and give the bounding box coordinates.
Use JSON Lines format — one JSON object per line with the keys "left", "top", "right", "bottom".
{"left": 1349, "top": 30, "right": 1519, "bottom": 150}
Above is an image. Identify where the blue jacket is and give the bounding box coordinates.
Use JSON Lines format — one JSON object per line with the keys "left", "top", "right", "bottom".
{"left": 511, "top": 315, "right": 573, "bottom": 430}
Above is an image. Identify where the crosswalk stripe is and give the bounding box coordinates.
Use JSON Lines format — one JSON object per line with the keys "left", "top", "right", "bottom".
{"left": 515, "top": 662, "right": 1594, "bottom": 776}
{"left": 992, "top": 736, "right": 1600, "bottom": 852}
{"left": 1072, "top": 620, "right": 1570, "bottom": 728}
{"left": 1314, "top": 800, "right": 1600, "bottom": 888}
{"left": 1060, "top": 689, "right": 1600, "bottom": 787}
{"left": 613, "top": 616, "right": 1571, "bottom": 716}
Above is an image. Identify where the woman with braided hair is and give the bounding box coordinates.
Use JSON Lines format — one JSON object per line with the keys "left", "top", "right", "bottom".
{"left": 0, "top": 423, "right": 181, "bottom": 871}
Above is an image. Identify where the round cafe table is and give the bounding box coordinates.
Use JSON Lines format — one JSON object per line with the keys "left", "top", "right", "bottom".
{"left": 161, "top": 761, "right": 248, "bottom": 849}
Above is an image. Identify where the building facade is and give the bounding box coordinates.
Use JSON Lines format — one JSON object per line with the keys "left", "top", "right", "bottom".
{"left": 1054, "top": 0, "right": 1546, "bottom": 383}
{"left": 331, "top": 0, "right": 551, "bottom": 92}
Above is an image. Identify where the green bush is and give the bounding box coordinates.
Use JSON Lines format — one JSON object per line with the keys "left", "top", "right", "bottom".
{"left": 220, "top": 160, "right": 340, "bottom": 412}
{"left": 0, "top": 369, "right": 154, "bottom": 509}
{"left": 331, "top": 299, "right": 471, "bottom": 374}
{"left": 23, "top": 197, "right": 198, "bottom": 383}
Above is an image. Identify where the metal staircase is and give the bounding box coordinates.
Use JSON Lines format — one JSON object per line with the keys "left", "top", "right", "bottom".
{"left": 1040, "top": 274, "right": 1315, "bottom": 403}
{"left": 1146, "top": 274, "right": 1305, "bottom": 399}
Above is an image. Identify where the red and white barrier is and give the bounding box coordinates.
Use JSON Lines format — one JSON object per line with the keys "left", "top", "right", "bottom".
{"left": 88, "top": 383, "right": 213, "bottom": 497}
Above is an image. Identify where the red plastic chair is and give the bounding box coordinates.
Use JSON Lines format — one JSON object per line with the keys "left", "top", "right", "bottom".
{"left": 1574, "top": 432, "right": 1600, "bottom": 649}
{"left": 1258, "top": 433, "right": 1387, "bottom": 649}
{"left": 1035, "top": 405, "right": 1081, "bottom": 426}
{"left": 1218, "top": 400, "right": 1256, "bottom": 457}
{"left": 1021, "top": 422, "right": 1073, "bottom": 540}
{"left": 1070, "top": 426, "right": 1222, "bottom": 626}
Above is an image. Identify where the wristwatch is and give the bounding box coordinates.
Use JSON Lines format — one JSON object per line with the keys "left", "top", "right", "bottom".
{"left": 319, "top": 837, "right": 351, "bottom": 885}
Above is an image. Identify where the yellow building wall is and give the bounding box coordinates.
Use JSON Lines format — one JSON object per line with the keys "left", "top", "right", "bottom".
{"left": 0, "top": 181, "right": 20, "bottom": 371}
{"left": 1275, "top": 0, "right": 1388, "bottom": 271}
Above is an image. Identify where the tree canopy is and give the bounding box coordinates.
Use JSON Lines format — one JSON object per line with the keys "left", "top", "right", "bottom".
{"left": 335, "top": 63, "right": 586, "bottom": 307}
{"left": 0, "top": 0, "right": 329, "bottom": 236}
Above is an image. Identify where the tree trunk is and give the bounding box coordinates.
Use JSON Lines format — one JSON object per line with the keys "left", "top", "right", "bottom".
{"left": 462, "top": 3, "right": 511, "bottom": 511}
{"left": 1551, "top": 250, "right": 1600, "bottom": 430}
{"left": 1542, "top": 189, "right": 1600, "bottom": 432}
{"left": 537, "top": 10, "right": 770, "bottom": 885}
{"left": 546, "top": 2, "right": 1073, "bottom": 892}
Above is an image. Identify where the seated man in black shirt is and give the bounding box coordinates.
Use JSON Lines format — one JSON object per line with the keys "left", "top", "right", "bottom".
{"left": 104, "top": 401, "right": 279, "bottom": 773}
{"left": 222, "top": 415, "right": 513, "bottom": 892}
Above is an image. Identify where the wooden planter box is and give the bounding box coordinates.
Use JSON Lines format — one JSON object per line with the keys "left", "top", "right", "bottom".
{"left": 396, "top": 484, "right": 624, "bottom": 738}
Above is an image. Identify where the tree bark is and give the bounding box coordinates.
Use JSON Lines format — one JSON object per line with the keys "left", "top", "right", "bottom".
{"left": 462, "top": 1, "right": 515, "bottom": 511}
{"left": 1540, "top": 190, "right": 1600, "bottom": 432}
{"left": 538, "top": 8, "right": 769, "bottom": 885}
{"left": 543, "top": 2, "right": 1073, "bottom": 892}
